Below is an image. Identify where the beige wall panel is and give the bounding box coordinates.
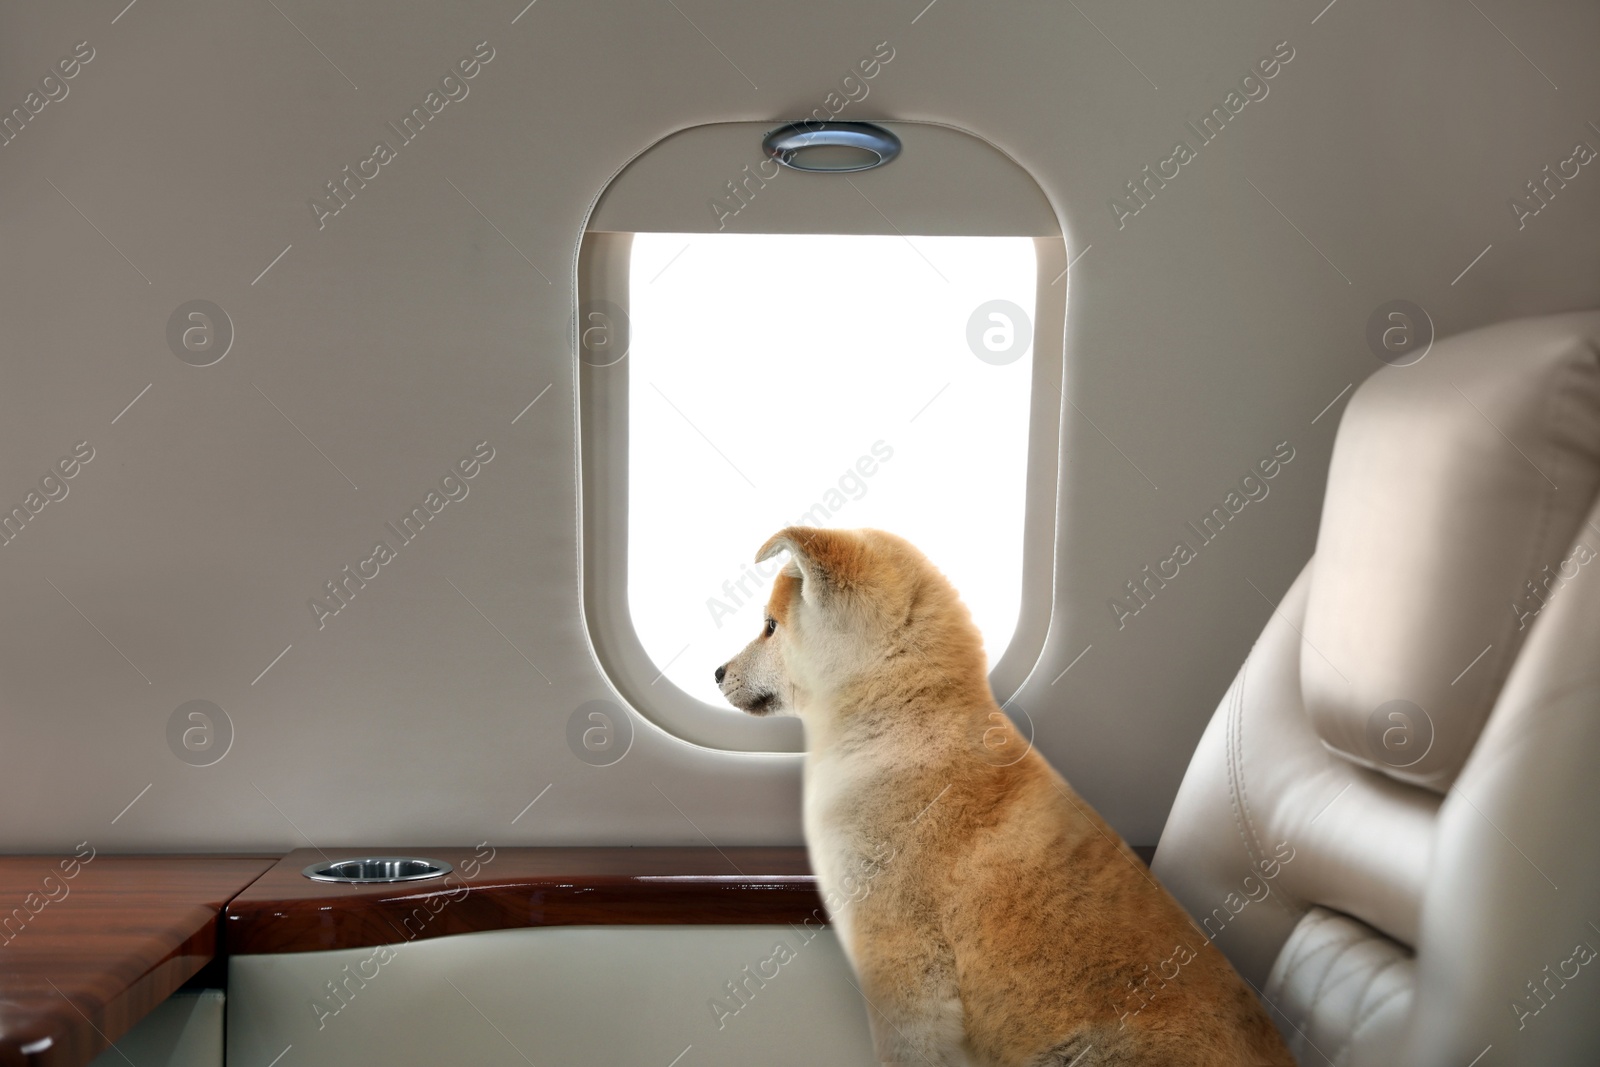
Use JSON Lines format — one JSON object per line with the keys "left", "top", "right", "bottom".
{"left": 0, "top": 0, "right": 1593, "bottom": 848}
{"left": 229, "top": 926, "right": 875, "bottom": 1066}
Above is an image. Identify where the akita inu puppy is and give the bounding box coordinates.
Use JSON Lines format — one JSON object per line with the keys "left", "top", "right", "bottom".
{"left": 716, "top": 527, "right": 1294, "bottom": 1067}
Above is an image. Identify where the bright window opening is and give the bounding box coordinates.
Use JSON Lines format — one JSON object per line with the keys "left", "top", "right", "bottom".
{"left": 627, "top": 232, "right": 1038, "bottom": 708}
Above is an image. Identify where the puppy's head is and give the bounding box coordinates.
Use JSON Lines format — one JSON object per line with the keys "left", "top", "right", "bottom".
{"left": 714, "top": 527, "right": 983, "bottom": 718}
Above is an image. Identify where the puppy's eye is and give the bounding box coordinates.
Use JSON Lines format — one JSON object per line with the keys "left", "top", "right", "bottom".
{"left": 764, "top": 617, "right": 777, "bottom": 637}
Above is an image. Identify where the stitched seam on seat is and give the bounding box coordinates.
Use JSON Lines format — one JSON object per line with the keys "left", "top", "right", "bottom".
{"left": 1348, "top": 964, "right": 1408, "bottom": 1039}
{"left": 1266, "top": 910, "right": 1319, "bottom": 1005}
{"left": 1272, "top": 910, "right": 1357, "bottom": 1015}
{"left": 1228, "top": 659, "right": 1267, "bottom": 883}
{"left": 1301, "top": 919, "right": 1409, "bottom": 1065}
{"left": 1337, "top": 971, "right": 1410, "bottom": 1067}
{"left": 1270, "top": 908, "right": 1325, "bottom": 991}
{"left": 1303, "top": 924, "right": 1371, "bottom": 1040}
{"left": 1306, "top": 934, "right": 1371, "bottom": 1063}
{"left": 1282, "top": 926, "right": 1367, "bottom": 1059}
{"left": 1224, "top": 663, "right": 1267, "bottom": 879}
{"left": 1226, "top": 629, "right": 1306, "bottom": 921}
{"left": 1336, "top": 952, "right": 1404, "bottom": 1047}
{"left": 1309, "top": 933, "right": 1370, "bottom": 1008}
{"left": 1277, "top": 907, "right": 1337, "bottom": 983}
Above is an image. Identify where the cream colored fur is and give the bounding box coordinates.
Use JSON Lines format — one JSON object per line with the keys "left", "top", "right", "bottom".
{"left": 717, "top": 527, "right": 1294, "bottom": 1067}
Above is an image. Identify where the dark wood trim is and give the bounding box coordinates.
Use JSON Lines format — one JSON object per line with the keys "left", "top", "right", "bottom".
{"left": 226, "top": 844, "right": 1158, "bottom": 956}
{"left": 0, "top": 844, "right": 1158, "bottom": 1063}
{"left": 224, "top": 847, "right": 823, "bottom": 955}
{"left": 0, "top": 855, "right": 277, "bottom": 1067}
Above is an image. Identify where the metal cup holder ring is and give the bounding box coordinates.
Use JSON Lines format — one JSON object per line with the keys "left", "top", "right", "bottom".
{"left": 301, "top": 856, "right": 454, "bottom": 884}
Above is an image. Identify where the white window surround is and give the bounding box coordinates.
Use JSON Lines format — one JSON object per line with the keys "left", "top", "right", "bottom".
{"left": 577, "top": 121, "right": 1071, "bottom": 753}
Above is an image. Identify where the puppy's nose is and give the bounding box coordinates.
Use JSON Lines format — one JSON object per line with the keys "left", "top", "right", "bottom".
{"left": 714, "top": 665, "right": 726, "bottom": 684}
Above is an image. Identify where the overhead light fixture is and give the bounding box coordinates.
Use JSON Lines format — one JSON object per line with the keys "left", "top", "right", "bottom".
{"left": 761, "top": 121, "right": 902, "bottom": 173}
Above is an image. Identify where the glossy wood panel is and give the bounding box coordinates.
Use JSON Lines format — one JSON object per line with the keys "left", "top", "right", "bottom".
{"left": 0, "top": 855, "right": 276, "bottom": 1067}
{"left": 225, "top": 845, "right": 1157, "bottom": 955}
{"left": 225, "top": 846, "right": 821, "bottom": 955}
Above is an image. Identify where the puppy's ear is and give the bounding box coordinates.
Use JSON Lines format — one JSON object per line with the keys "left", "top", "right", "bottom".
{"left": 755, "top": 527, "right": 860, "bottom": 605}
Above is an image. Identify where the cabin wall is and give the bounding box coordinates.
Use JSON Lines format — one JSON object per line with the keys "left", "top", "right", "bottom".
{"left": 1, "top": 0, "right": 1596, "bottom": 850}
{"left": 228, "top": 927, "right": 875, "bottom": 1064}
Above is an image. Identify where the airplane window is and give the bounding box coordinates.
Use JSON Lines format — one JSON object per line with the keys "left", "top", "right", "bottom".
{"left": 626, "top": 232, "right": 1037, "bottom": 706}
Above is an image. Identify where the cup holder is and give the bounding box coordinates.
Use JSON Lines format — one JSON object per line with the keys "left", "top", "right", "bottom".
{"left": 301, "top": 856, "right": 454, "bottom": 884}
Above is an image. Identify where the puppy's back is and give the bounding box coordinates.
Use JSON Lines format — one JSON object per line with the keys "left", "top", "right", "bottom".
{"left": 932, "top": 747, "right": 1293, "bottom": 1067}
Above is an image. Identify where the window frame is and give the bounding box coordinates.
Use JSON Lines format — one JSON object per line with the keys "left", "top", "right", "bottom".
{"left": 576, "top": 123, "right": 1069, "bottom": 753}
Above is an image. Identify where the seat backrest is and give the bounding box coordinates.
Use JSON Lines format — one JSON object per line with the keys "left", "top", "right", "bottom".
{"left": 1153, "top": 310, "right": 1600, "bottom": 1067}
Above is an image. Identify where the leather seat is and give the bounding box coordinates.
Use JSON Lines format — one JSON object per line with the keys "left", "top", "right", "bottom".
{"left": 1152, "top": 311, "right": 1600, "bottom": 1066}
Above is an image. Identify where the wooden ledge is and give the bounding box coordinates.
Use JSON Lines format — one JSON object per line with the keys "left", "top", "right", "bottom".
{"left": 0, "top": 844, "right": 1155, "bottom": 1063}
{"left": 0, "top": 855, "right": 276, "bottom": 1067}
{"left": 224, "top": 846, "right": 823, "bottom": 955}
